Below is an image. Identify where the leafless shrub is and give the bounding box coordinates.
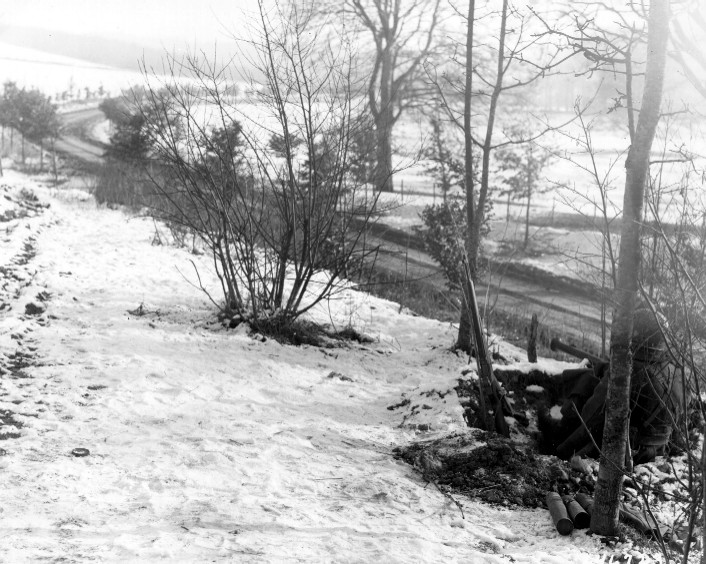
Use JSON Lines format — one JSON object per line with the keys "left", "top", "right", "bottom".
{"left": 130, "top": 1, "right": 381, "bottom": 325}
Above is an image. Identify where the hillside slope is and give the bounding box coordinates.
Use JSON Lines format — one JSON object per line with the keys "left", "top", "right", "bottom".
{"left": 0, "top": 169, "right": 648, "bottom": 563}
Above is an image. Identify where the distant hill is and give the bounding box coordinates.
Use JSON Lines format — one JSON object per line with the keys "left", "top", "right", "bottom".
{"left": 0, "top": 25, "right": 252, "bottom": 96}
{"left": 0, "top": 39, "right": 144, "bottom": 98}
{"left": 0, "top": 26, "right": 170, "bottom": 72}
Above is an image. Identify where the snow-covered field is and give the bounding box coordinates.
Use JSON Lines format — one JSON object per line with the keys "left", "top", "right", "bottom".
{"left": 0, "top": 41, "right": 142, "bottom": 100}
{"left": 390, "top": 110, "right": 706, "bottom": 225}
{"left": 0, "top": 168, "right": 656, "bottom": 563}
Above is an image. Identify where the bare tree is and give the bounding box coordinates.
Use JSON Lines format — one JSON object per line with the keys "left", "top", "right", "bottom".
{"left": 430, "top": 0, "right": 572, "bottom": 351}
{"left": 335, "top": 0, "right": 443, "bottom": 192}
{"left": 131, "top": 1, "right": 382, "bottom": 329}
{"left": 494, "top": 128, "right": 554, "bottom": 250}
{"left": 643, "top": 190, "right": 706, "bottom": 562}
{"left": 591, "top": 0, "right": 671, "bottom": 536}
{"left": 549, "top": 106, "right": 626, "bottom": 356}
{"left": 536, "top": 0, "right": 706, "bottom": 538}
{"left": 459, "top": 0, "right": 477, "bottom": 354}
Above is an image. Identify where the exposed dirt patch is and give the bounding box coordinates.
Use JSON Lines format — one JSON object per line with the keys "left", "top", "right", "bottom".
{"left": 396, "top": 432, "right": 595, "bottom": 509}
{"left": 456, "top": 369, "right": 581, "bottom": 454}
{"left": 396, "top": 365, "right": 699, "bottom": 564}
{"left": 25, "top": 301, "right": 46, "bottom": 316}
{"left": 222, "top": 313, "right": 376, "bottom": 348}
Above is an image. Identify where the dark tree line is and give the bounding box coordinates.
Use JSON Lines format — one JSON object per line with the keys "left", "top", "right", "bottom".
{"left": 0, "top": 82, "right": 61, "bottom": 172}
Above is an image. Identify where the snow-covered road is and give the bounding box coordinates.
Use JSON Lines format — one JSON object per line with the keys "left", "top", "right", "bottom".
{"left": 0, "top": 170, "right": 620, "bottom": 562}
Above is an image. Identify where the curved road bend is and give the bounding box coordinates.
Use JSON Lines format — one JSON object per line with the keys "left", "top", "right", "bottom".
{"left": 58, "top": 107, "right": 605, "bottom": 352}
{"left": 56, "top": 107, "right": 106, "bottom": 164}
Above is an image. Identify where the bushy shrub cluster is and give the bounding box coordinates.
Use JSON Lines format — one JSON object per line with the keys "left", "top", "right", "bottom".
{"left": 419, "top": 198, "right": 468, "bottom": 289}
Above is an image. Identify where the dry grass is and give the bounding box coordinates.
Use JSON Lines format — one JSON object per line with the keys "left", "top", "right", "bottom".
{"left": 92, "top": 161, "right": 148, "bottom": 208}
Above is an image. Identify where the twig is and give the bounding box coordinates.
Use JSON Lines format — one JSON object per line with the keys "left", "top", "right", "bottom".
{"left": 431, "top": 481, "right": 465, "bottom": 520}
{"left": 571, "top": 404, "right": 671, "bottom": 562}
{"left": 570, "top": 401, "right": 603, "bottom": 458}
{"left": 634, "top": 473, "right": 670, "bottom": 563}
{"left": 472, "top": 484, "right": 500, "bottom": 494}
{"left": 175, "top": 259, "right": 222, "bottom": 312}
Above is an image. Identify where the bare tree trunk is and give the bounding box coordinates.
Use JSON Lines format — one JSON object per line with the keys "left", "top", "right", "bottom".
{"left": 347, "top": 0, "right": 441, "bottom": 192}
{"left": 458, "top": 0, "right": 476, "bottom": 352}
{"left": 601, "top": 236, "right": 607, "bottom": 358}
{"left": 702, "top": 431, "right": 706, "bottom": 564}
{"left": 524, "top": 163, "right": 532, "bottom": 249}
{"left": 51, "top": 137, "right": 58, "bottom": 184}
{"left": 431, "top": 116, "right": 450, "bottom": 201}
{"left": 590, "top": 0, "right": 670, "bottom": 536}
{"left": 468, "top": 0, "right": 508, "bottom": 271}
{"left": 374, "top": 108, "right": 394, "bottom": 192}
{"left": 459, "top": 0, "right": 508, "bottom": 351}
{"left": 371, "top": 36, "right": 395, "bottom": 193}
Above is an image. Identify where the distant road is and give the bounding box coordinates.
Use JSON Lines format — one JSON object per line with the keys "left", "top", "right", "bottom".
{"left": 54, "top": 105, "right": 605, "bottom": 353}
{"left": 56, "top": 107, "right": 106, "bottom": 164}
{"left": 364, "top": 224, "right": 605, "bottom": 353}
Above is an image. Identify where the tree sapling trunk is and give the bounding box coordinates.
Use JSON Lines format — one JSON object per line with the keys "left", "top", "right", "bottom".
{"left": 591, "top": 0, "right": 670, "bottom": 536}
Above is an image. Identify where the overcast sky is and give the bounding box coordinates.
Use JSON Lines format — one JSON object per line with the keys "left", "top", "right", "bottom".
{"left": 0, "top": 0, "right": 259, "bottom": 49}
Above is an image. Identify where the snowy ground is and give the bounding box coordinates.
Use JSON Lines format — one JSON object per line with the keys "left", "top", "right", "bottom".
{"left": 0, "top": 169, "right": 667, "bottom": 562}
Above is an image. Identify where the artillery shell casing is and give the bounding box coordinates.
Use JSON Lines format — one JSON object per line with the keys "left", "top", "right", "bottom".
{"left": 562, "top": 495, "right": 590, "bottom": 529}
{"left": 574, "top": 493, "right": 594, "bottom": 516}
{"left": 546, "top": 492, "right": 573, "bottom": 535}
